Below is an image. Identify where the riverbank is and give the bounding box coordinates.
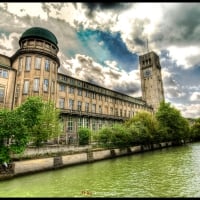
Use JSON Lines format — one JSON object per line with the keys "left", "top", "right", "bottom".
{"left": 0, "top": 141, "right": 176, "bottom": 181}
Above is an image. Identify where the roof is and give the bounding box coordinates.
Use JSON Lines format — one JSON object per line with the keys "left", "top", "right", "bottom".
{"left": 19, "top": 27, "right": 58, "bottom": 47}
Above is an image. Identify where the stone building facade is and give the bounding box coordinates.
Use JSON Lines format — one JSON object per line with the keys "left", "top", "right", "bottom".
{"left": 0, "top": 27, "right": 164, "bottom": 144}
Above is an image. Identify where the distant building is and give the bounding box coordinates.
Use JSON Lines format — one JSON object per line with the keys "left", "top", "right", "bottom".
{"left": 0, "top": 27, "right": 164, "bottom": 144}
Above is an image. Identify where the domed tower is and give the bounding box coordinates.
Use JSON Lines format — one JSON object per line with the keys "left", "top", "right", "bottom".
{"left": 11, "top": 27, "right": 60, "bottom": 107}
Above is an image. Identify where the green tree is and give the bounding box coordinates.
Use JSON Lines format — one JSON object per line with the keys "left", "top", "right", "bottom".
{"left": 0, "top": 109, "right": 28, "bottom": 164}
{"left": 125, "top": 111, "right": 159, "bottom": 144}
{"left": 156, "top": 101, "right": 190, "bottom": 143}
{"left": 78, "top": 127, "right": 91, "bottom": 145}
{"left": 16, "top": 96, "right": 62, "bottom": 147}
{"left": 95, "top": 126, "right": 113, "bottom": 148}
{"left": 30, "top": 100, "right": 62, "bottom": 146}
{"left": 109, "top": 123, "right": 132, "bottom": 148}
{"left": 190, "top": 118, "right": 200, "bottom": 141}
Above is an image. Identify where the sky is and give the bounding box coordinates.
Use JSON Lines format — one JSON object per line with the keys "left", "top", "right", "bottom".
{"left": 0, "top": 2, "right": 200, "bottom": 119}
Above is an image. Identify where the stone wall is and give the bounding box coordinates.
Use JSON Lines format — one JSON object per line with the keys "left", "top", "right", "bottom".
{"left": 0, "top": 142, "right": 174, "bottom": 180}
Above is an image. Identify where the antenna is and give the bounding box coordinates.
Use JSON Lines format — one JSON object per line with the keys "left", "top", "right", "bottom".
{"left": 146, "top": 38, "right": 149, "bottom": 53}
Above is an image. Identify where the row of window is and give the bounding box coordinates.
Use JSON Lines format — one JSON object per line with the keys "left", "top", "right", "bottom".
{"left": 23, "top": 39, "right": 57, "bottom": 51}
{"left": 59, "top": 98, "right": 134, "bottom": 117}
{"left": 18, "top": 56, "right": 56, "bottom": 72}
{"left": 59, "top": 84, "right": 144, "bottom": 108}
{"left": 22, "top": 78, "right": 55, "bottom": 94}
{"left": 61, "top": 117, "right": 123, "bottom": 133}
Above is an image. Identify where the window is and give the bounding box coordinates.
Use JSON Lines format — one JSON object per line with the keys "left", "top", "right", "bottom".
{"left": 0, "top": 87, "right": 5, "bottom": 102}
{"left": 43, "top": 79, "right": 49, "bottom": 92}
{"left": 0, "top": 69, "right": 8, "bottom": 78}
{"left": 25, "top": 56, "right": 31, "bottom": 71}
{"left": 33, "top": 78, "right": 40, "bottom": 92}
{"left": 115, "top": 108, "right": 118, "bottom": 116}
{"left": 45, "top": 59, "right": 50, "bottom": 71}
{"left": 99, "top": 105, "right": 102, "bottom": 114}
{"left": 23, "top": 80, "right": 29, "bottom": 94}
{"left": 69, "top": 86, "right": 74, "bottom": 94}
{"left": 18, "top": 57, "right": 23, "bottom": 72}
{"left": 69, "top": 99, "right": 74, "bottom": 110}
{"left": 85, "top": 90, "right": 90, "bottom": 97}
{"left": 59, "top": 98, "right": 65, "bottom": 109}
{"left": 110, "top": 107, "right": 113, "bottom": 115}
{"left": 59, "top": 84, "right": 65, "bottom": 91}
{"left": 35, "top": 57, "right": 41, "bottom": 69}
{"left": 92, "top": 104, "right": 96, "bottom": 113}
{"left": 91, "top": 92, "right": 96, "bottom": 99}
{"left": 84, "top": 118, "right": 89, "bottom": 128}
{"left": 67, "top": 117, "right": 73, "bottom": 132}
{"left": 77, "top": 89, "right": 82, "bottom": 96}
{"left": 85, "top": 103, "right": 89, "bottom": 112}
{"left": 120, "top": 109, "right": 122, "bottom": 117}
{"left": 78, "top": 118, "right": 83, "bottom": 129}
{"left": 124, "top": 110, "right": 127, "bottom": 117}
{"left": 77, "top": 101, "right": 82, "bottom": 111}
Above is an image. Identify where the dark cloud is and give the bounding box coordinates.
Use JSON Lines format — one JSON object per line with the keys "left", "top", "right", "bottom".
{"left": 152, "top": 4, "right": 200, "bottom": 47}
{"left": 82, "top": 3, "right": 133, "bottom": 18}
{"left": 113, "top": 81, "right": 140, "bottom": 95}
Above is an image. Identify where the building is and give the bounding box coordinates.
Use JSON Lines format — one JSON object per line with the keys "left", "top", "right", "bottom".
{"left": 139, "top": 51, "right": 165, "bottom": 111}
{"left": 0, "top": 27, "right": 164, "bottom": 144}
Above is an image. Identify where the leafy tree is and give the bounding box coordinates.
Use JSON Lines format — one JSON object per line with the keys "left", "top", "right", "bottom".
{"left": 190, "top": 118, "right": 200, "bottom": 141}
{"left": 95, "top": 126, "right": 113, "bottom": 148}
{"left": 156, "top": 101, "right": 190, "bottom": 143}
{"left": 78, "top": 127, "right": 91, "bottom": 145}
{"left": 16, "top": 96, "right": 62, "bottom": 147}
{"left": 0, "top": 109, "right": 28, "bottom": 164}
{"left": 109, "top": 123, "right": 132, "bottom": 148}
{"left": 30, "top": 100, "right": 62, "bottom": 146}
{"left": 125, "top": 111, "right": 158, "bottom": 144}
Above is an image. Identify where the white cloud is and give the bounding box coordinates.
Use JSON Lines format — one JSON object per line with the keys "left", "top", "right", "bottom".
{"left": 0, "top": 32, "right": 20, "bottom": 56}
{"left": 5, "top": 3, "right": 48, "bottom": 20}
{"left": 59, "top": 54, "right": 141, "bottom": 96}
{"left": 190, "top": 92, "right": 200, "bottom": 101}
{"left": 167, "top": 46, "right": 200, "bottom": 68}
{"left": 173, "top": 103, "right": 200, "bottom": 119}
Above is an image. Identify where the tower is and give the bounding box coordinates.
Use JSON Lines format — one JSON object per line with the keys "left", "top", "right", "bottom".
{"left": 139, "top": 51, "right": 164, "bottom": 112}
{"left": 11, "top": 27, "right": 60, "bottom": 107}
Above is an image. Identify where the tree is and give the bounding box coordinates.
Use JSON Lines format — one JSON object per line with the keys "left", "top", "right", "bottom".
{"left": 0, "top": 109, "right": 28, "bottom": 164}
{"left": 156, "top": 101, "right": 190, "bottom": 143}
{"left": 16, "top": 96, "right": 62, "bottom": 147}
{"left": 78, "top": 127, "right": 91, "bottom": 146}
{"left": 190, "top": 118, "right": 200, "bottom": 141}
{"left": 125, "top": 111, "right": 159, "bottom": 144}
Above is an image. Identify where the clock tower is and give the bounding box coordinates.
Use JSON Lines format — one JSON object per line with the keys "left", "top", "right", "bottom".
{"left": 139, "top": 51, "right": 165, "bottom": 112}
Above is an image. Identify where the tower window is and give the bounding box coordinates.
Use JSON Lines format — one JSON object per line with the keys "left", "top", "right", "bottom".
{"left": 45, "top": 59, "right": 50, "bottom": 71}
{"left": 25, "top": 56, "right": 31, "bottom": 71}
{"left": 23, "top": 80, "right": 29, "bottom": 94}
{"left": 43, "top": 79, "right": 49, "bottom": 92}
{"left": 35, "top": 57, "right": 41, "bottom": 69}
{"left": 33, "top": 78, "right": 40, "bottom": 92}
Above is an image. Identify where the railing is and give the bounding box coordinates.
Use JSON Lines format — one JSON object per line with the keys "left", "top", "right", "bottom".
{"left": 60, "top": 108, "right": 129, "bottom": 120}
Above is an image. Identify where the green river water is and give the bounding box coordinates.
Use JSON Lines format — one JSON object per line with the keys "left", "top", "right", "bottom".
{"left": 0, "top": 142, "right": 200, "bottom": 197}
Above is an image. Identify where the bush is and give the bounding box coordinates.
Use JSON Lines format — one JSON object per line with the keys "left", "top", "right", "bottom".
{"left": 78, "top": 127, "right": 91, "bottom": 145}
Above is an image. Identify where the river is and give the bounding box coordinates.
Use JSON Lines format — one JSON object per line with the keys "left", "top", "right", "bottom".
{"left": 0, "top": 142, "right": 200, "bottom": 197}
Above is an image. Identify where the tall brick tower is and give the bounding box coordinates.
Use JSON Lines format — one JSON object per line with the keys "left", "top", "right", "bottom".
{"left": 139, "top": 51, "right": 164, "bottom": 112}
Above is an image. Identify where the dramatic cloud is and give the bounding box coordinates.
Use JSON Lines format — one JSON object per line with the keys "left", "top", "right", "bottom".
{"left": 0, "top": 2, "right": 199, "bottom": 118}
